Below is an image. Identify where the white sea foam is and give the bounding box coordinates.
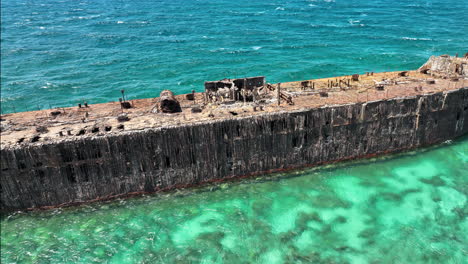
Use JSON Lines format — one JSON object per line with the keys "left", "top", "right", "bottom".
{"left": 40, "top": 82, "right": 54, "bottom": 89}
{"left": 402, "top": 37, "right": 432, "bottom": 41}
{"left": 252, "top": 46, "right": 262, "bottom": 50}
{"left": 210, "top": 48, "right": 226, "bottom": 52}
{"left": 275, "top": 7, "right": 285, "bottom": 11}
{"left": 117, "top": 21, "right": 125, "bottom": 24}
{"left": 76, "top": 15, "right": 100, "bottom": 20}
{"left": 8, "top": 48, "right": 26, "bottom": 55}
{"left": 348, "top": 19, "right": 360, "bottom": 25}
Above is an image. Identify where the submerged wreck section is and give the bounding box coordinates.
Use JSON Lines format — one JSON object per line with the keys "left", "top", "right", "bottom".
{"left": 1, "top": 54, "right": 467, "bottom": 211}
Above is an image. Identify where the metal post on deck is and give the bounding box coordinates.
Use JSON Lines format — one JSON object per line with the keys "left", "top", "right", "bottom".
{"left": 277, "top": 83, "right": 281, "bottom": 106}
{"left": 121, "top": 89, "right": 126, "bottom": 102}
{"left": 243, "top": 89, "right": 246, "bottom": 104}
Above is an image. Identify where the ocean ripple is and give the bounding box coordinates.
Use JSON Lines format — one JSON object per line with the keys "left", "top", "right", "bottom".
{"left": 0, "top": 0, "right": 466, "bottom": 114}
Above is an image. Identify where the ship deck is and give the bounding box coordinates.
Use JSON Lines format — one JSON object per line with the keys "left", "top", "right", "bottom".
{"left": 1, "top": 70, "right": 466, "bottom": 149}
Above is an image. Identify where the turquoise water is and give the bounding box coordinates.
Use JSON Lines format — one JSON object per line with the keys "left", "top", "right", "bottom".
{"left": 2, "top": 1, "right": 468, "bottom": 263}
{"left": 1, "top": 0, "right": 467, "bottom": 113}
{"left": 1, "top": 138, "right": 467, "bottom": 263}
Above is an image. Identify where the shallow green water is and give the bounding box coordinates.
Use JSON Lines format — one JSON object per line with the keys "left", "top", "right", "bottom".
{"left": 2, "top": 138, "right": 467, "bottom": 263}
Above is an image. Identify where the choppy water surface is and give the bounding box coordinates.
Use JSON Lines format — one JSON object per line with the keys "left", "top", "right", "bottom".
{"left": 2, "top": 138, "right": 467, "bottom": 263}
{"left": 1, "top": 0, "right": 468, "bottom": 262}
{"left": 1, "top": 0, "right": 467, "bottom": 113}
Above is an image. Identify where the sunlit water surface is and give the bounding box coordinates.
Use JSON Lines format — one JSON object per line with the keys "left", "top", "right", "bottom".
{"left": 1, "top": 137, "right": 467, "bottom": 263}
{"left": 1, "top": 0, "right": 468, "bottom": 262}
{"left": 1, "top": 0, "right": 467, "bottom": 113}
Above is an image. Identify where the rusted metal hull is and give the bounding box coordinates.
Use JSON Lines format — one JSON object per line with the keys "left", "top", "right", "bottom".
{"left": 1, "top": 87, "right": 467, "bottom": 211}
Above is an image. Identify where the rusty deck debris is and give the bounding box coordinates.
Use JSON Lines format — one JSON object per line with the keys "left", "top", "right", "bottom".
{"left": 1, "top": 55, "right": 466, "bottom": 149}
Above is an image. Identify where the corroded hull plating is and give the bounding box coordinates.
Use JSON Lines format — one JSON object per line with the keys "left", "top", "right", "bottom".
{"left": 1, "top": 87, "right": 467, "bottom": 211}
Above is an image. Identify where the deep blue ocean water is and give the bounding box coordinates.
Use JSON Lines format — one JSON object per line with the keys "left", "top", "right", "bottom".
{"left": 1, "top": 0, "right": 467, "bottom": 113}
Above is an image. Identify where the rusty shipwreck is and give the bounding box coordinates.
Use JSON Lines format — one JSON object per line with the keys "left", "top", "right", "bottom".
{"left": 1, "top": 54, "right": 467, "bottom": 211}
